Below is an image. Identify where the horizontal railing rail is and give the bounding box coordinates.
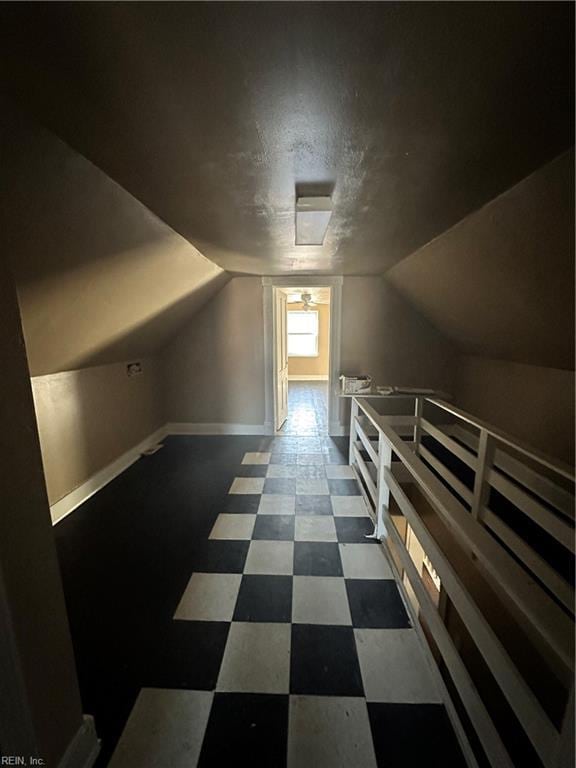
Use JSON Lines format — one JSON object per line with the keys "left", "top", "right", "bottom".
{"left": 349, "top": 394, "right": 575, "bottom": 768}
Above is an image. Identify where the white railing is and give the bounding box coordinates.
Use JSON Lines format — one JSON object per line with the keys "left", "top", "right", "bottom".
{"left": 349, "top": 395, "right": 575, "bottom": 768}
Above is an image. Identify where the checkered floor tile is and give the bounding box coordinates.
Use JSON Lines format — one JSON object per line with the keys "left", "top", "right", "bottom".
{"left": 108, "top": 424, "right": 465, "bottom": 767}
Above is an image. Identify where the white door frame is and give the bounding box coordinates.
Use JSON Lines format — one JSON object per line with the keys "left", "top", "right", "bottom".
{"left": 262, "top": 276, "right": 343, "bottom": 436}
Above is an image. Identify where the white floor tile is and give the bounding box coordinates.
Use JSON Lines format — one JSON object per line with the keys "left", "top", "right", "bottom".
{"left": 331, "top": 496, "right": 370, "bottom": 517}
{"left": 108, "top": 688, "right": 213, "bottom": 768}
{"left": 355, "top": 629, "right": 442, "bottom": 703}
{"left": 295, "top": 516, "right": 337, "bottom": 542}
{"left": 217, "top": 622, "right": 291, "bottom": 694}
{"left": 209, "top": 513, "right": 255, "bottom": 540}
{"left": 339, "top": 544, "right": 393, "bottom": 579}
{"left": 325, "top": 464, "right": 356, "bottom": 479}
{"left": 258, "top": 495, "right": 296, "bottom": 515}
{"left": 267, "top": 465, "right": 299, "bottom": 478}
{"left": 288, "top": 696, "right": 377, "bottom": 768}
{"left": 292, "top": 576, "right": 351, "bottom": 625}
{"left": 229, "top": 477, "right": 265, "bottom": 495}
{"left": 297, "top": 452, "right": 325, "bottom": 465}
{"left": 296, "top": 478, "right": 330, "bottom": 495}
{"left": 174, "top": 572, "right": 242, "bottom": 621}
{"left": 242, "top": 452, "right": 271, "bottom": 465}
{"left": 244, "top": 541, "right": 294, "bottom": 575}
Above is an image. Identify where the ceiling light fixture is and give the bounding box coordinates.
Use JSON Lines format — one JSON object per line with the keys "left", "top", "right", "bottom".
{"left": 295, "top": 195, "right": 332, "bottom": 246}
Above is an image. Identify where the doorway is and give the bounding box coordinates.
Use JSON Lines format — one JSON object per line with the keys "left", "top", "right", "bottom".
{"left": 262, "top": 276, "right": 343, "bottom": 436}
{"left": 276, "top": 287, "right": 331, "bottom": 434}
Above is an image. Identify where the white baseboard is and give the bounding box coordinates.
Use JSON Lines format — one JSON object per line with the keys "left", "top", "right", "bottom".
{"left": 288, "top": 375, "right": 329, "bottom": 381}
{"left": 329, "top": 422, "right": 349, "bottom": 437}
{"left": 167, "top": 422, "right": 267, "bottom": 435}
{"left": 50, "top": 426, "right": 168, "bottom": 525}
{"left": 58, "top": 716, "right": 100, "bottom": 768}
{"left": 51, "top": 418, "right": 350, "bottom": 525}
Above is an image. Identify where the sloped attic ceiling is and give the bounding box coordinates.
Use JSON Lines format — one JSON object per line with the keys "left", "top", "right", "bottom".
{"left": 0, "top": 2, "right": 573, "bottom": 275}
{"left": 385, "top": 150, "right": 575, "bottom": 371}
{"left": 2, "top": 108, "right": 229, "bottom": 376}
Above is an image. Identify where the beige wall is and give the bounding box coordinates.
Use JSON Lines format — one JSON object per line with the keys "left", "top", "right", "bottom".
{"left": 0, "top": 256, "right": 84, "bottom": 766}
{"left": 5, "top": 106, "right": 228, "bottom": 376}
{"left": 164, "top": 276, "right": 455, "bottom": 428}
{"left": 341, "top": 277, "right": 455, "bottom": 391}
{"left": 164, "top": 277, "right": 266, "bottom": 425}
{"left": 386, "top": 151, "right": 574, "bottom": 371}
{"left": 454, "top": 356, "right": 575, "bottom": 465}
{"left": 287, "top": 302, "right": 330, "bottom": 377}
{"left": 32, "top": 359, "right": 164, "bottom": 506}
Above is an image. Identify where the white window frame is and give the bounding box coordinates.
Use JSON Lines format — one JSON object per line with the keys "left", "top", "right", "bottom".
{"left": 287, "top": 310, "right": 319, "bottom": 358}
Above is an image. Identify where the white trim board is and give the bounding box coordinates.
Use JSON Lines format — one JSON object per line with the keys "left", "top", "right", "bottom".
{"left": 49, "top": 422, "right": 275, "bottom": 525}
{"left": 50, "top": 426, "right": 168, "bottom": 525}
{"left": 288, "top": 375, "right": 329, "bottom": 381}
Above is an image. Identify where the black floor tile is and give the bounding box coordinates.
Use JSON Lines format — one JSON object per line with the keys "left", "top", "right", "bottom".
{"left": 192, "top": 540, "right": 250, "bottom": 573}
{"left": 233, "top": 575, "right": 292, "bottom": 622}
{"left": 293, "top": 542, "right": 343, "bottom": 576}
{"left": 235, "top": 465, "right": 268, "bottom": 478}
{"left": 270, "top": 453, "right": 298, "bottom": 465}
{"left": 290, "top": 625, "right": 364, "bottom": 696}
{"left": 335, "top": 516, "right": 376, "bottom": 543}
{"left": 295, "top": 495, "right": 332, "bottom": 515}
{"left": 270, "top": 437, "right": 301, "bottom": 453}
{"left": 252, "top": 515, "right": 295, "bottom": 541}
{"left": 222, "top": 495, "right": 261, "bottom": 514}
{"left": 328, "top": 478, "right": 361, "bottom": 496}
{"left": 368, "top": 703, "right": 466, "bottom": 767}
{"left": 346, "top": 580, "right": 411, "bottom": 628}
{"left": 264, "top": 478, "right": 297, "bottom": 494}
{"left": 198, "top": 693, "right": 289, "bottom": 767}
{"left": 52, "top": 435, "right": 294, "bottom": 765}
{"left": 144, "top": 620, "right": 229, "bottom": 690}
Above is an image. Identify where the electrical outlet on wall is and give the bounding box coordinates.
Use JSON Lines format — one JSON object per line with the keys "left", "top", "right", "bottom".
{"left": 126, "top": 362, "right": 143, "bottom": 377}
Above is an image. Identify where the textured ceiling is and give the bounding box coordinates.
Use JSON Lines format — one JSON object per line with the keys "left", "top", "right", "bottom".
{"left": 0, "top": 2, "right": 573, "bottom": 276}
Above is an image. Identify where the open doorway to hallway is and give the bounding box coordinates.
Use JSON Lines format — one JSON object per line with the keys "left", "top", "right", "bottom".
{"left": 263, "top": 276, "right": 342, "bottom": 436}
{"left": 275, "top": 287, "right": 331, "bottom": 435}
{"left": 276, "top": 286, "right": 331, "bottom": 436}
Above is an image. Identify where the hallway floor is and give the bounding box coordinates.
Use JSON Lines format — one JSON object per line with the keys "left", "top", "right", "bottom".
{"left": 278, "top": 380, "right": 328, "bottom": 435}
{"left": 55, "top": 410, "right": 465, "bottom": 767}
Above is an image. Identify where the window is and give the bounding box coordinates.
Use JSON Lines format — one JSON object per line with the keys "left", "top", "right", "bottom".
{"left": 287, "top": 310, "right": 319, "bottom": 357}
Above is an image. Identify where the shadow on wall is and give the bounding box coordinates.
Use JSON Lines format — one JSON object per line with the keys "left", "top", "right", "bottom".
{"left": 32, "top": 359, "right": 165, "bottom": 507}
{"left": 19, "top": 251, "right": 230, "bottom": 374}
{"left": 163, "top": 277, "right": 266, "bottom": 426}
{"left": 3, "top": 105, "right": 231, "bottom": 376}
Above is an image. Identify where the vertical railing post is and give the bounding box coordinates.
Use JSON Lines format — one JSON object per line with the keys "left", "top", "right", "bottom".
{"left": 471, "top": 429, "right": 495, "bottom": 520}
{"left": 375, "top": 433, "right": 392, "bottom": 539}
{"left": 413, "top": 396, "right": 423, "bottom": 455}
{"left": 349, "top": 397, "right": 358, "bottom": 466}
